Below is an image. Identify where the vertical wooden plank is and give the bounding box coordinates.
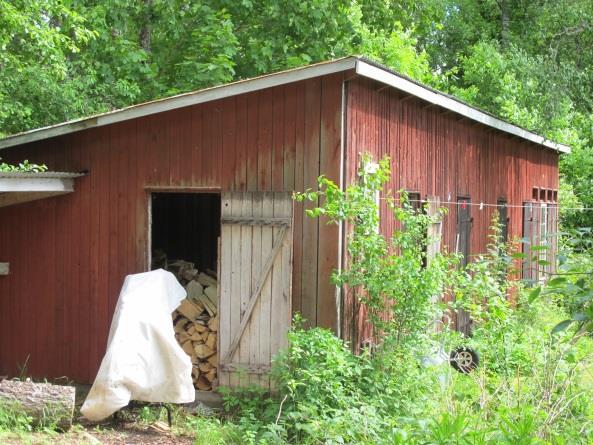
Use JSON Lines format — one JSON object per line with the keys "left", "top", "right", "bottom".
{"left": 235, "top": 95, "right": 248, "bottom": 191}
{"left": 301, "top": 78, "right": 321, "bottom": 327}
{"left": 0, "top": 207, "right": 9, "bottom": 375}
{"left": 239, "top": 193, "right": 254, "bottom": 387}
{"left": 283, "top": 196, "right": 294, "bottom": 349}
{"left": 250, "top": 193, "right": 263, "bottom": 386}
{"left": 201, "top": 103, "right": 214, "bottom": 187}
{"left": 222, "top": 98, "right": 237, "bottom": 190}
{"left": 178, "top": 108, "right": 193, "bottom": 188}
{"left": 271, "top": 194, "right": 292, "bottom": 363}
{"left": 77, "top": 133, "right": 92, "bottom": 381}
{"left": 191, "top": 106, "right": 203, "bottom": 186}
{"left": 211, "top": 103, "right": 224, "bottom": 187}
{"left": 292, "top": 81, "right": 306, "bottom": 317}
{"left": 258, "top": 193, "right": 273, "bottom": 388}
{"left": 229, "top": 192, "right": 242, "bottom": 388}
{"left": 219, "top": 193, "right": 232, "bottom": 387}
{"left": 272, "top": 88, "right": 285, "bottom": 190}
{"left": 108, "top": 125, "right": 126, "bottom": 326}
{"left": 283, "top": 83, "right": 297, "bottom": 192}
{"left": 258, "top": 90, "right": 273, "bottom": 191}
{"left": 169, "top": 109, "right": 183, "bottom": 186}
{"left": 316, "top": 74, "right": 342, "bottom": 331}
{"left": 134, "top": 119, "right": 148, "bottom": 274}
{"left": 87, "top": 129, "right": 106, "bottom": 378}
{"left": 53, "top": 141, "right": 70, "bottom": 377}
{"left": 246, "top": 93, "right": 259, "bottom": 191}
{"left": 69, "top": 136, "right": 83, "bottom": 380}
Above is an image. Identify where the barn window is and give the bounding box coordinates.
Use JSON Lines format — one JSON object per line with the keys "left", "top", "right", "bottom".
{"left": 497, "top": 199, "right": 509, "bottom": 242}
{"left": 406, "top": 191, "right": 422, "bottom": 213}
{"left": 406, "top": 191, "right": 427, "bottom": 267}
{"left": 522, "top": 189, "right": 558, "bottom": 283}
{"left": 456, "top": 197, "right": 472, "bottom": 267}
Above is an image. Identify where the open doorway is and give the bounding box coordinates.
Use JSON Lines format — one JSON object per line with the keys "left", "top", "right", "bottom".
{"left": 150, "top": 192, "right": 221, "bottom": 272}
{"left": 150, "top": 192, "right": 221, "bottom": 391}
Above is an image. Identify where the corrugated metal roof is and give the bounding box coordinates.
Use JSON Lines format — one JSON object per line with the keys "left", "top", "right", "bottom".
{"left": 0, "top": 56, "right": 570, "bottom": 153}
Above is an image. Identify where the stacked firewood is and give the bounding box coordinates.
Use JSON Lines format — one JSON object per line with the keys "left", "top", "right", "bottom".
{"left": 167, "top": 260, "right": 218, "bottom": 391}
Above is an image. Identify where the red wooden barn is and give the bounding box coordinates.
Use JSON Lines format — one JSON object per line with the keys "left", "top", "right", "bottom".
{"left": 0, "top": 57, "right": 567, "bottom": 387}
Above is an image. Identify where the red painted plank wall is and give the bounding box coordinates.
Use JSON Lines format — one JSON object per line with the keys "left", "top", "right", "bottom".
{"left": 0, "top": 74, "right": 344, "bottom": 383}
{"left": 342, "top": 77, "right": 560, "bottom": 348}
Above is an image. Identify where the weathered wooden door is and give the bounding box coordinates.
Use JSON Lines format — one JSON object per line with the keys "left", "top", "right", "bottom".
{"left": 218, "top": 192, "right": 293, "bottom": 388}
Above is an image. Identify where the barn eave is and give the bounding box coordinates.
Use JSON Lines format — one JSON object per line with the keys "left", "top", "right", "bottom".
{"left": 0, "top": 171, "right": 83, "bottom": 207}
{"left": 0, "top": 56, "right": 570, "bottom": 154}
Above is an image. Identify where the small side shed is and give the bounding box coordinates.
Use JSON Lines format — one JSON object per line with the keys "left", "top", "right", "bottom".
{"left": 0, "top": 57, "right": 568, "bottom": 387}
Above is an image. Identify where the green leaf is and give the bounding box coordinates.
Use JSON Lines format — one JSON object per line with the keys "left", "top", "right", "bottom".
{"left": 511, "top": 252, "right": 526, "bottom": 259}
{"left": 551, "top": 319, "right": 575, "bottom": 335}
{"left": 528, "top": 286, "right": 541, "bottom": 303}
{"left": 546, "top": 276, "right": 567, "bottom": 286}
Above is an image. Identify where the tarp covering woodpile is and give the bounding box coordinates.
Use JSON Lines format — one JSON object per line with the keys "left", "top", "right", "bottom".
{"left": 81, "top": 269, "right": 195, "bottom": 421}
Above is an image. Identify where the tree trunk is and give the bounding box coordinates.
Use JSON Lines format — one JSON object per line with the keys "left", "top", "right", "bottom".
{"left": 500, "top": 0, "right": 510, "bottom": 47}
{"left": 0, "top": 379, "right": 75, "bottom": 430}
{"left": 139, "top": 0, "right": 153, "bottom": 53}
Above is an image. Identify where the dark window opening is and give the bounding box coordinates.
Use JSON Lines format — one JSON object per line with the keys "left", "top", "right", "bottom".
{"left": 547, "top": 189, "right": 554, "bottom": 202}
{"left": 407, "top": 191, "right": 422, "bottom": 213}
{"left": 406, "top": 191, "right": 428, "bottom": 267}
{"left": 532, "top": 187, "right": 539, "bottom": 201}
{"left": 497, "top": 199, "right": 509, "bottom": 242}
{"left": 456, "top": 197, "right": 472, "bottom": 267}
{"left": 150, "top": 193, "right": 221, "bottom": 272}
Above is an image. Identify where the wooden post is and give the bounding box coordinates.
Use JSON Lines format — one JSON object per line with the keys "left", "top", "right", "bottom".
{"left": 426, "top": 196, "right": 442, "bottom": 266}
{"left": 426, "top": 196, "right": 444, "bottom": 331}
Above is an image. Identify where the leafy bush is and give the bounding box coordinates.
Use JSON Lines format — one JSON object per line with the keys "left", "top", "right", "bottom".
{"left": 295, "top": 155, "right": 456, "bottom": 351}
{"left": 212, "top": 157, "right": 593, "bottom": 444}
{"left": 0, "top": 159, "right": 47, "bottom": 173}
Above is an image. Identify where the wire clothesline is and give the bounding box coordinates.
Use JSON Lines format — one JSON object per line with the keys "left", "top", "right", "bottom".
{"left": 375, "top": 194, "right": 593, "bottom": 211}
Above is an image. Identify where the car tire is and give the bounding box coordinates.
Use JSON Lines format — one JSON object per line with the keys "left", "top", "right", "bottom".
{"left": 449, "top": 346, "right": 479, "bottom": 374}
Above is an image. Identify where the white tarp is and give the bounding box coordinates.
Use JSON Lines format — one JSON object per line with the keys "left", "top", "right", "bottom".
{"left": 81, "top": 269, "right": 195, "bottom": 421}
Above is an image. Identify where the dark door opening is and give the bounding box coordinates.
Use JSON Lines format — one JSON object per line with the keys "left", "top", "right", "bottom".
{"left": 150, "top": 192, "right": 222, "bottom": 392}
{"left": 150, "top": 192, "right": 221, "bottom": 272}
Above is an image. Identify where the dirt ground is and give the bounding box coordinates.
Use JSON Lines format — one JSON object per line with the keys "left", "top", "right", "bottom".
{"left": 0, "top": 420, "right": 196, "bottom": 445}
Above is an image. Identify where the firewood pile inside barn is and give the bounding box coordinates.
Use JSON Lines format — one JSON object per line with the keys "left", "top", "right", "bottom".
{"left": 165, "top": 259, "right": 218, "bottom": 391}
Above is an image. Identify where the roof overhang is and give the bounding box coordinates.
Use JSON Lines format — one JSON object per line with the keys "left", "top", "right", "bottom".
{"left": 0, "top": 172, "right": 83, "bottom": 208}
{"left": 0, "top": 56, "right": 570, "bottom": 154}
{"left": 355, "top": 61, "right": 570, "bottom": 153}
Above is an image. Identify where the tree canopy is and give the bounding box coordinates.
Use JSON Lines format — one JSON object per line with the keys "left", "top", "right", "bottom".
{"left": 1, "top": 0, "right": 592, "bottom": 228}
